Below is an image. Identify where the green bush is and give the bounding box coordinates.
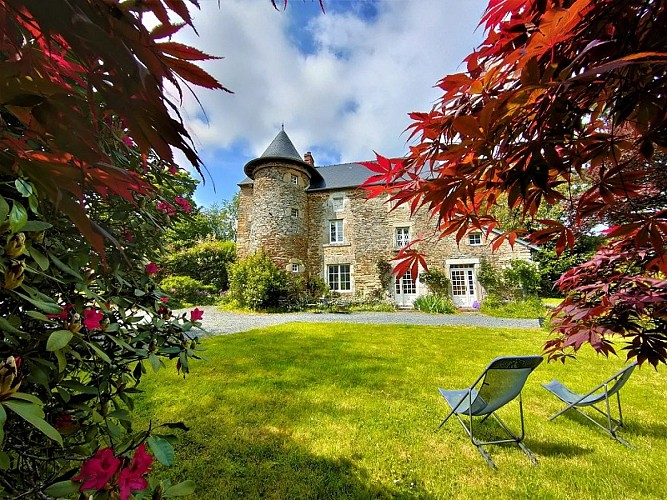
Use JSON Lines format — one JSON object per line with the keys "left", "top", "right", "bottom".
{"left": 478, "top": 258, "right": 541, "bottom": 301}
{"left": 480, "top": 295, "right": 545, "bottom": 318}
{"left": 160, "top": 275, "right": 217, "bottom": 306}
{"left": 413, "top": 294, "right": 456, "bottom": 314}
{"left": 421, "top": 269, "right": 451, "bottom": 297}
{"left": 161, "top": 239, "right": 236, "bottom": 290}
{"left": 228, "top": 252, "right": 290, "bottom": 310}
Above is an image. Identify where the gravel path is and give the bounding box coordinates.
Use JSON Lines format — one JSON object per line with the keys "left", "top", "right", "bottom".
{"left": 188, "top": 306, "right": 542, "bottom": 337}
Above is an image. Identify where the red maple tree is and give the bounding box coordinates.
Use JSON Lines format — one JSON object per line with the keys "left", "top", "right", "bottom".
{"left": 364, "top": 0, "right": 667, "bottom": 366}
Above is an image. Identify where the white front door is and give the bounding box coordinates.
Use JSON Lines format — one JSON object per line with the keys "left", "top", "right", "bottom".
{"left": 394, "top": 270, "right": 418, "bottom": 308}
{"left": 450, "top": 265, "right": 476, "bottom": 308}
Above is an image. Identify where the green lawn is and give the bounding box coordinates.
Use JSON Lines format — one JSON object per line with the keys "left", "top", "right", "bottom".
{"left": 135, "top": 323, "right": 666, "bottom": 499}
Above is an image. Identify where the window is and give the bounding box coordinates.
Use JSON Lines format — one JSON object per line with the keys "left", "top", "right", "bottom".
{"left": 291, "top": 208, "right": 299, "bottom": 218}
{"left": 329, "top": 219, "right": 344, "bottom": 243}
{"left": 395, "top": 227, "right": 410, "bottom": 248}
{"left": 291, "top": 263, "right": 299, "bottom": 273}
{"left": 395, "top": 270, "right": 416, "bottom": 295}
{"left": 328, "top": 264, "right": 351, "bottom": 291}
{"left": 468, "top": 233, "right": 482, "bottom": 245}
{"left": 332, "top": 195, "right": 344, "bottom": 211}
{"left": 290, "top": 174, "right": 298, "bottom": 185}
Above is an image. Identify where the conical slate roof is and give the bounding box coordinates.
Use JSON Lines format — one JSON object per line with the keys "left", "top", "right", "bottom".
{"left": 260, "top": 129, "right": 302, "bottom": 161}
{"left": 243, "top": 129, "right": 322, "bottom": 183}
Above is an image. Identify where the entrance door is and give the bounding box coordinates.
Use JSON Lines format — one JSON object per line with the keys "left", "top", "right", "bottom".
{"left": 394, "top": 269, "right": 418, "bottom": 308}
{"left": 450, "top": 265, "right": 476, "bottom": 308}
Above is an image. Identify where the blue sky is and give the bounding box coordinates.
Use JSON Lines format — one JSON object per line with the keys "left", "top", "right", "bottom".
{"left": 172, "top": 0, "right": 488, "bottom": 207}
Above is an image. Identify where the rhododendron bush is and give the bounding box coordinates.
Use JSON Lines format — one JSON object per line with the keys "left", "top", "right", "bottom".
{"left": 365, "top": 0, "right": 667, "bottom": 367}
{"left": 0, "top": 0, "right": 221, "bottom": 497}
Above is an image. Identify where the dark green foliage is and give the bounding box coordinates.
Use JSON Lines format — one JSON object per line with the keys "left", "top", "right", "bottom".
{"left": 228, "top": 252, "right": 290, "bottom": 310}
{"left": 420, "top": 269, "right": 451, "bottom": 297}
{"left": 165, "top": 196, "right": 239, "bottom": 249}
{"left": 160, "top": 275, "right": 218, "bottom": 307}
{"left": 413, "top": 294, "right": 456, "bottom": 314}
{"left": 376, "top": 259, "right": 393, "bottom": 291}
{"left": 478, "top": 259, "right": 540, "bottom": 302}
{"left": 161, "top": 240, "right": 236, "bottom": 291}
{"left": 534, "top": 235, "right": 603, "bottom": 297}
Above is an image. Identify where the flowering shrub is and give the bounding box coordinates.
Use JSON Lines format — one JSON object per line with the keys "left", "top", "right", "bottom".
{"left": 0, "top": 0, "right": 224, "bottom": 496}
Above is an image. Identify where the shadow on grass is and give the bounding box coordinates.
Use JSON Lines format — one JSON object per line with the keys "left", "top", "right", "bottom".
{"left": 554, "top": 409, "right": 667, "bottom": 441}
{"left": 173, "top": 426, "right": 431, "bottom": 500}
{"left": 526, "top": 440, "right": 592, "bottom": 458}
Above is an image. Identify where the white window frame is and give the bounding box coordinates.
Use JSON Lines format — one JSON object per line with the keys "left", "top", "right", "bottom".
{"left": 291, "top": 263, "right": 299, "bottom": 273}
{"left": 329, "top": 219, "right": 344, "bottom": 243}
{"left": 290, "top": 174, "right": 298, "bottom": 185}
{"left": 395, "top": 227, "right": 410, "bottom": 248}
{"left": 332, "top": 195, "right": 344, "bottom": 211}
{"left": 328, "top": 264, "right": 351, "bottom": 291}
{"left": 468, "top": 232, "right": 482, "bottom": 246}
{"left": 291, "top": 208, "right": 299, "bottom": 218}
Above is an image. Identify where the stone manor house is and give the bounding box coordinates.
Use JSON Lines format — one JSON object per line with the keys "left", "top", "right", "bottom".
{"left": 236, "top": 129, "right": 537, "bottom": 308}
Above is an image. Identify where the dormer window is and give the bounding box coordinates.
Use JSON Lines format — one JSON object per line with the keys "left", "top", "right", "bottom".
{"left": 291, "top": 208, "right": 299, "bottom": 218}
{"left": 332, "top": 195, "right": 344, "bottom": 211}
{"left": 291, "top": 174, "right": 298, "bottom": 185}
{"left": 468, "top": 232, "right": 482, "bottom": 246}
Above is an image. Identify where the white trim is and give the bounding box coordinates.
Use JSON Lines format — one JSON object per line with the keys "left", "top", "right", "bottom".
{"left": 445, "top": 258, "right": 480, "bottom": 266}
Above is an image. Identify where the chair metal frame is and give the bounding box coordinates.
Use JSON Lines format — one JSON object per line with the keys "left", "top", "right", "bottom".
{"left": 542, "top": 362, "right": 637, "bottom": 447}
{"left": 436, "top": 355, "right": 543, "bottom": 469}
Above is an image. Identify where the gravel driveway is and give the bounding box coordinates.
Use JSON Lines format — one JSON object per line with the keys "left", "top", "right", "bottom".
{"left": 187, "top": 306, "right": 542, "bottom": 337}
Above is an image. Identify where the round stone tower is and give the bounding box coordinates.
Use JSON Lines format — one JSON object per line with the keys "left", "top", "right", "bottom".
{"left": 242, "top": 128, "right": 322, "bottom": 272}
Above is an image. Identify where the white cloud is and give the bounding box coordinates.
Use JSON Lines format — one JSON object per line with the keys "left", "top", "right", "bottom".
{"left": 173, "top": 0, "right": 487, "bottom": 167}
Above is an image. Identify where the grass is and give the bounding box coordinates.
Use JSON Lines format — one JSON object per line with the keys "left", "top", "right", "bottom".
{"left": 135, "top": 323, "right": 666, "bottom": 499}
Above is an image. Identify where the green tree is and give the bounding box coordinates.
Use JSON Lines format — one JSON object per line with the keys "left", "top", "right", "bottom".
{"left": 166, "top": 194, "right": 239, "bottom": 250}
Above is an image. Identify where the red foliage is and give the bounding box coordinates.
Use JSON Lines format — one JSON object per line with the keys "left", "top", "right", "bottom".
{"left": 366, "top": 0, "right": 667, "bottom": 365}
{"left": 0, "top": 0, "right": 226, "bottom": 255}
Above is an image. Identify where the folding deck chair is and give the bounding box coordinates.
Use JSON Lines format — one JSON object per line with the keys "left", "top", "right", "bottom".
{"left": 436, "top": 355, "right": 543, "bottom": 469}
{"left": 542, "top": 362, "right": 638, "bottom": 447}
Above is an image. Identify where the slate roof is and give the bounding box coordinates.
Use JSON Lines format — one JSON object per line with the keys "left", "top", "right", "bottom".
{"left": 238, "top": 160, "right": 373, "bottom": 191}
{"left": 260, "top": 129, "right": 302, "bottom": 161}
{"left": 243, "top": 129, "right": 323, "bottom": 182}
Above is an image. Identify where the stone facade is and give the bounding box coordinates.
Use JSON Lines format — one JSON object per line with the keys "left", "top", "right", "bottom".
{"left": 237, "top": 131, "right": 536, "bottom": 308}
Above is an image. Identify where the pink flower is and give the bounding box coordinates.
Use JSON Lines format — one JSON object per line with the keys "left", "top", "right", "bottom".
{"left": 73, "top": 448, "right": 121, "bottom": 492}
{"left": 160, "top": 296, "right": 169, "bottom": 303}
{"left": 145, "top": 262, "right": 159, "bottom": 276}
{"left": 83, "top": 309, "right": 104, "bottom": 331}
{"left": 174, "top": 196, "right": 192, "bottom": 213}
{"left": 156, "top": 201, "right": 176, "bottom": 216}
{"left": 190, "top": 308, "right": 204, "bottom": 321}
{"left": 118, "top": 444, "right": 153, "bottom": 500}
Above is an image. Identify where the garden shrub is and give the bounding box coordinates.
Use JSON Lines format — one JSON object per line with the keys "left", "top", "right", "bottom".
{"left": 478, "top": 258, "right": 541, "bottom": 301}
{"left": 413, "top": 294, "right": 456, "bottom": 314}
{"left": 161, "top": 239, "right": 236, "bottom": 291}
{"left": 160, "top": 275, "right": 217, "bottom": 307}
{"left": 420, "top": 269, "right": 451, "bottom": 297}
{"left": 228, "top": 252, "right": 290, "bottom": 310}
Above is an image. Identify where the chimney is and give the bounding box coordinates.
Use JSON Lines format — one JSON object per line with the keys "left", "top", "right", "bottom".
{"left": 304, "top": 151, "right": 314, "bottom": 166}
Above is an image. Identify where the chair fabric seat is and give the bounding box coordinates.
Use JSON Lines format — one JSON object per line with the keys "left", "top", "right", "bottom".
{"left": 438, "top": 388, "right": 488, "bottom": 416}
{"left": 542, "top": 379, "right": 605, "bottom": 406}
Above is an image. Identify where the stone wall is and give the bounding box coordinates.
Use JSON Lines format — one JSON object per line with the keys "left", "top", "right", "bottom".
{"left": 304, "top": 188, "right": 535, "bottom": 297}
{"left": 238, "top": 175, "right": 535, "bottom": 299}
